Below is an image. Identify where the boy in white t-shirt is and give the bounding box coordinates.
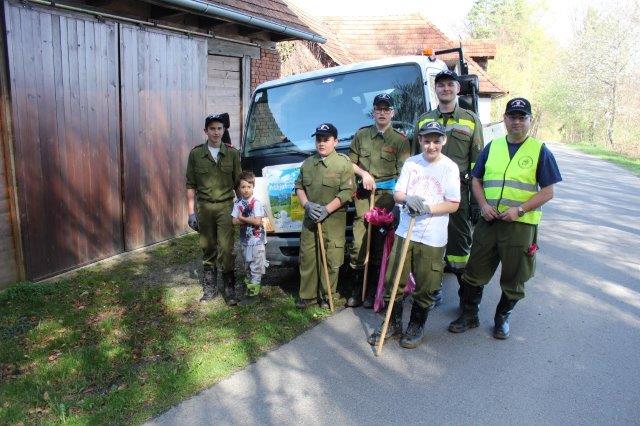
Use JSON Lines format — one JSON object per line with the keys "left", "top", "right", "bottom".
{"left": 368, "top": 121, "right": 460, "bottom": 349}
{"left": 231, "top": 171, "right": 267, "bottom": 305}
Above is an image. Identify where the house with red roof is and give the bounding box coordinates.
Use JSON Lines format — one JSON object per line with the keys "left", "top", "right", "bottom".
{"left": 279, "top": 6, "right": 506, "bottom": 124}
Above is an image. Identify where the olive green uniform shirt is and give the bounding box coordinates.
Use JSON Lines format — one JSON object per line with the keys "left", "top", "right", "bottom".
{"left": 347, "top": 125, "right": 409, "bottom": 271}
{"left": 294, "top": 150, "right": 354, "bottom": 209}
{"left": 412, "top": 104, "right": 483, "bottom": 176}
{"left": 186, "top": 142, "right": 241, "bottom": 203}
{"left": 349, "top": 125, "right": 410, "bottom": 180}
{"left": 185, "top": 141, "right": 241, "bottom": 272}
{"left": 294, "top": 150, "right": 354, "bottom": 300}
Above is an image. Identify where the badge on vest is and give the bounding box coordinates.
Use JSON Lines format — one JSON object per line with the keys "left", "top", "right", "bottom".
{"left": 518, "top": 156, "right": 534, "bottom": 169}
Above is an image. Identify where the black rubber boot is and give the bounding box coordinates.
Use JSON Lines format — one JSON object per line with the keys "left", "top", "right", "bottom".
{"left": 362, "top": 267, "right": 378, "bottom": 309}
{"left": 199, "top": 268, "right": 218, "bottom": 302}
{"left": 222, "top": 272, "right": 238, "bottom": 306}
{"left": 455, "top": 272, "right": 465, "bottom": 310}
{"left": 400, "top": 304, "right": 429, "bottom": 349}
{"left": 346, "top": 268, "right": 363, "bottom": 307}
{"left": 367, "top": 300, "right": 403, "bottom": 346}
{"left": 448, "top": 280, "right": 483, "bottom": 333}
{"left": 431, "top": 288, "right": 443, "bottom": 307}
{"left": 493, "top": 292, "right": 518, "bottom": 339}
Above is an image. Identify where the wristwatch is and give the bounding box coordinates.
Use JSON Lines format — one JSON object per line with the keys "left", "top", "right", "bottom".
{"left": 517, "top": 206, "right": 526, "bottom": 217}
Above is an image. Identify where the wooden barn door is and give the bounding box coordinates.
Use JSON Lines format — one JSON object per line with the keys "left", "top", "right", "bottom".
{"left": 119, "top": 25, "right": 207, "bottom": 250}
{"left": 206, "top": 55, "right": 242, "bottom": 147}
{"left": 4, "top": 2, "right": 122, "bottom": 279}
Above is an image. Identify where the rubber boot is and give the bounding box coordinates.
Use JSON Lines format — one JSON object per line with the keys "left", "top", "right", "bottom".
{"left": 367, "top": 300, "right": 403, "bottom": 346}
{"left": 362, "top": 266, "right": 378, "bottom": 309}
{"left": 346, "top": 268, "right": 363, "bottom": 307}
{"left": 199, "top": 268, "right": 218, "bottom": 302}
{"left": 455, "top": 272, "right": 465, "bottom": 310}
{"left": 222, "top": 272, "right": 238, "bottom": 306}
{"left": 493, "top": 292, "right": 518, "bottom": 339}
{"left": 448, "top": 280, "right": 483, "bottom": 333}
{"left": 400, "top": 304, "right": 429, "bottom": 349}
{"left": 431, "top": 288, "right": 443, "bottom": 307}
{"left": 236, "top": 278, "right": 254, "bottom": 306}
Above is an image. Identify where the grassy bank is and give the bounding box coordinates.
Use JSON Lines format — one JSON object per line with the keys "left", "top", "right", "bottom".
{"left": 0, "top": 235, "right": 331, "bottom": 425}
{"left": 568, "top": 143, "right": 640, "bottom": 175}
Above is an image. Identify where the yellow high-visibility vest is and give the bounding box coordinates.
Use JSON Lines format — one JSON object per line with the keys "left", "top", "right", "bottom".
{"left": 483, "top": 136, "right": 543, "bottom": 225}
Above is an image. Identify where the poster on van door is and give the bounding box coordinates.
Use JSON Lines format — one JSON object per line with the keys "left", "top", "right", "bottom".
{"left": 263, "top": 163, "right": 304, "bottom": 233}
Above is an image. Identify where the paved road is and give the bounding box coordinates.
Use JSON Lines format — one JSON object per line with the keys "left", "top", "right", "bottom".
{"left": 148, "top": 144, "right": 640, "bottom": 425}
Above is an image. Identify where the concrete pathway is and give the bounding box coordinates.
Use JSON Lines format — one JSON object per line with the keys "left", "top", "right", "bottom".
{"left": 148, "top": 144, "right": 640, "bottom": 425}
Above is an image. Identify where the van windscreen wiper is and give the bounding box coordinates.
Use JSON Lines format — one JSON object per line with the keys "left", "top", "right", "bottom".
{"left": 246, "top": 143, "right": 313, "bottom": 157}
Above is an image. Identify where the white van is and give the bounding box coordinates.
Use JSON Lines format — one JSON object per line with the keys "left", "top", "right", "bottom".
{"left": 240, "top": 54, "right": 478, "bottom": 265}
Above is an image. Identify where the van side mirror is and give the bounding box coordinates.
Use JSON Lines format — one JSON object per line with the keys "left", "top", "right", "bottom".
{"left": 457, "top": 74, "right": 479, "bottom": 114}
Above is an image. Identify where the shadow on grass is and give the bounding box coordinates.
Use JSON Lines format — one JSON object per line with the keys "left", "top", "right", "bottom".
{"left": 0, "top": 234, "right": 334, "bottom": 425}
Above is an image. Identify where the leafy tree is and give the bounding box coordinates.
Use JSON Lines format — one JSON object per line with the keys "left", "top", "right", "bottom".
{"left": 466, "top": 0, "right": 558, "bottom": 133}
{"left": 547, "top": 3, "right": 640, "bottom": 149}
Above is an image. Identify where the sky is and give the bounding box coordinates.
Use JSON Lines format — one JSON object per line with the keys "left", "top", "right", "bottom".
{"left": 290, "top": 0, "right": 608, "bottom": 45}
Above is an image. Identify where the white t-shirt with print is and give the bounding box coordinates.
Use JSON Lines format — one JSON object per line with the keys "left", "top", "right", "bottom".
{"left": 394, "top": 153, "right": 461, "bottom": 247}
{"left": 231, "top": 197, "right": 267, "bottom": 246}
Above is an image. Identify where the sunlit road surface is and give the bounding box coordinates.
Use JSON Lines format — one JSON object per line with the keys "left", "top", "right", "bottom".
{"left": 149, "top": 143, "right": 640, "bottom": 425}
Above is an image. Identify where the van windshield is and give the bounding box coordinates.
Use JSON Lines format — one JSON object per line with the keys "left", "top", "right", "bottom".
{"left": 243, "top": 64, "right": 426, "bottom": 157}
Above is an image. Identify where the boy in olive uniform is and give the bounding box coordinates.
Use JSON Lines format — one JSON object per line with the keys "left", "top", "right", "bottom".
{"left": 349, "top": 93, "right": 410, "bottom": 308}
{"left": 295, "top": 123, "right": 355, "bottom": 309}
{"left": 186, "top": 114, "right": 242, "bottom": 304}
{"left": 368, "top": 121, "right": 460, "bottom": 349}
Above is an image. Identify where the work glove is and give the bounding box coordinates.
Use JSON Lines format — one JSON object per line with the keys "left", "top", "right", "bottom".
{"left": 304, "top": 201, "right": 320, "bottom": 220}
{"left": 188, "top": 213, "right": 199, "bottom": 232}
{"left": 391, "top": 204, "right": 401, "bottom": 229}
{"left": 404, "top": 195, "right": 427, "bottom": 217}
{"left": 469, "top": 203, "right": 481, "bottom": 225}
{"left": 313, "top": 206, "right": 329, "bottom": 223}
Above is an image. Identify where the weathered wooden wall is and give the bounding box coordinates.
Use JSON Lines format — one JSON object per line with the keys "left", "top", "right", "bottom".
{"left": 4, "top": 3, "right": 122, "bottom": 279}
{"left": 0, "top": 108, "right": 18, "bottom": 286}
{"left": 120, "top": 24, "right": 207, "bottom": 250}
{"left": 2, "top": 2, "right": 208, "bottom": 279}
{"left": 206, "top": 55, "right": 241, "bottom": 147}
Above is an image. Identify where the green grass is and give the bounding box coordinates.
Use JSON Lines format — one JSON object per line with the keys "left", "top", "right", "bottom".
{"left": 0, "top": 235, "right": 333, "bottom": 425}
{"left": 568, "top": 143, "right": 640, "bottom": 175}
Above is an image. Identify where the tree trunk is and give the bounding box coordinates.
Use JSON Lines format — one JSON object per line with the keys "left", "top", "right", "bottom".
{"left": 606, "top": 81, "right": 617, "bottom": 148}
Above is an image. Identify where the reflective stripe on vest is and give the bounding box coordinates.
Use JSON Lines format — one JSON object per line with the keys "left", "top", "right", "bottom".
{"left": 483, "top": 136, "right": 543, "bottom": 225}
{"left": 417, "top": 116, "right": 476, "bottom": 134}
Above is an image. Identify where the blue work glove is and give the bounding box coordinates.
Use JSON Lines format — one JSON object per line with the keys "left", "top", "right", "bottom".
{"left": 313, "top": 206, "right": 329, "bottom": 223}
{"left": 188, "top": 213, "right": 199, "bottom": 231}
{"left": 304, "top": 201, "right": 321, "bottom": 220}
{"left": 405, "top": 195, "right": 427, "bottom": 217}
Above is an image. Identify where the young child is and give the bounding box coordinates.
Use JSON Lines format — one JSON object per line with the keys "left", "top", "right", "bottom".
{"left": 294, "top": 123, "right": 355, "bottom": 309}
{"left": 368, "top": 121, "right": 460, "bottom": 349}
{"left": 231, "top": 171, "right": 267, "bottom": 305}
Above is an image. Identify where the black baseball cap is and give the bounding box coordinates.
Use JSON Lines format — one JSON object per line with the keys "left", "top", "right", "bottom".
{"left": 504, "top": 98, "right": 532, "bottom": 115}
{"left": 205, "top": 113, "right": 230, "bottom": 128}
{"left": 311, "top": 123, "right": 338, "bottom": 139}
{"left": 435, "top": 70, "right": 459, "bottom": 83}
{"left": 373, "top": 93, "right": 394, "bottom": 107}
{"left": 418, "top": 121, "right": 446, "bottom": 136}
